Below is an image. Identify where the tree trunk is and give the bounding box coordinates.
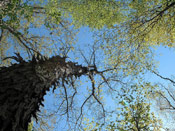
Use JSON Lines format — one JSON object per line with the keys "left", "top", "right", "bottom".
{"left": 0, "top": 55, "right": 89, "bottom": 131}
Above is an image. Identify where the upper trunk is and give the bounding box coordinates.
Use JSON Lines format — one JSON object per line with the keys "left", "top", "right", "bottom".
{"left": 0, "top": 55, "right": 89, "bottom": 131}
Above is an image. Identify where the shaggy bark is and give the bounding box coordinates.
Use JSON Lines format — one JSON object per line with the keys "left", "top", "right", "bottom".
{"left": 0, "top": 54, "right": 90, "bottom": 131}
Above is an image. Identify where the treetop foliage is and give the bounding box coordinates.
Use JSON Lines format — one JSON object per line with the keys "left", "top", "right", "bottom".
{"left": 56, "top": 0, "right": 124, "bottom": 29}
{"left": 126, "top": 0, "right": 175, "bottom": 47}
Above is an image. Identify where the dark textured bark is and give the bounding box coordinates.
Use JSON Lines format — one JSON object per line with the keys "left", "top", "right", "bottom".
{"left": 0, "top": 55, "right": 89, "bottom": 131}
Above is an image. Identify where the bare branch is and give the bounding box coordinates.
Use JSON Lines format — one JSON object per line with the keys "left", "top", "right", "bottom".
{"left": 158, "top": 91, "right": 175, "bottom": 110}
{"left": 153, "top": 71, "right": 175, "bottom": 84}
{"left": 75, "top": 94, "right": 92, "bottom": 126}
{"left": 164, "top": 86, "right": 175, "bottom": 102}
{"left": 79, "top": 49, "right": 90, "bottom": 65}
{"left": 62, "top": 79, "right": 69, "bottom": 120}
{"left": 89, "top": 73, "right": 106, "bottom": 122}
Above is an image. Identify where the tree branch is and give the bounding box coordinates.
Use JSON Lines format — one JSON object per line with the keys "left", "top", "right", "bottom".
{"left": 153, "top": 71, "right": 175, "bottom": 84}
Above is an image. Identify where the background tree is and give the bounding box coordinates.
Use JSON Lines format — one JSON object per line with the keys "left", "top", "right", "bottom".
{"left": 122, "top": 0, "right": 175, "bottom": 47}
{"left": 153, "top": 71, "right": 175, "bottom": 111}
{"left": 107, "top": 83, "right": 162, "bottom": 131}
{"left": 0, "top": 0, "right": 77, "bottom": 65}
{"left": 151, "top": 71, "right": 175, "bottom": 130}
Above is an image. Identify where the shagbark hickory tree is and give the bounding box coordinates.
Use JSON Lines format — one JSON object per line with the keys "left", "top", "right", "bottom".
{"left": 0, "top": 53, "right": 98, "bottom": 131}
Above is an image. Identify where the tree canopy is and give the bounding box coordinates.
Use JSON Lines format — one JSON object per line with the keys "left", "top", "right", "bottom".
{"left": 0, "top": 0, "right": 175, "bottom": 130}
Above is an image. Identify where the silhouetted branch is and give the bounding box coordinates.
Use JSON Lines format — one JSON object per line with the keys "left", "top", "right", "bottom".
{"left": 153, "top": 71, "right": 175, "bottom": 84}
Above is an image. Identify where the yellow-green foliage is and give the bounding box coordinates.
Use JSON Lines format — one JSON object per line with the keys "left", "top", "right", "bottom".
{"left": 58, "top": 0, "right": 124, "bottom": 29}
{"left": 95, "top": 27, "right": 155, "bottom": 79}
{"left": 82, "top": 117, "right": 101, "bottom": 131}
{"left": 107, "top": 83, "right": 162, "bottom": 131}
{"left": 127, "top": 0, "right": 175, "bottom": 47}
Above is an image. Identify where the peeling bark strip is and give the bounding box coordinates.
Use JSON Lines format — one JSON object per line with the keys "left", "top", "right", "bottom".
{"left": 0, "top": 54, "right": 89, "bottom": 131}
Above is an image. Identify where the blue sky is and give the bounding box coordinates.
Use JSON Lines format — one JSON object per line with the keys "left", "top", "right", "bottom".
{"left": 155, "top": 46, "right": 175, "bottom": 76}
{"left": 38, "top": 27, "right": 175, "bottom": 130}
